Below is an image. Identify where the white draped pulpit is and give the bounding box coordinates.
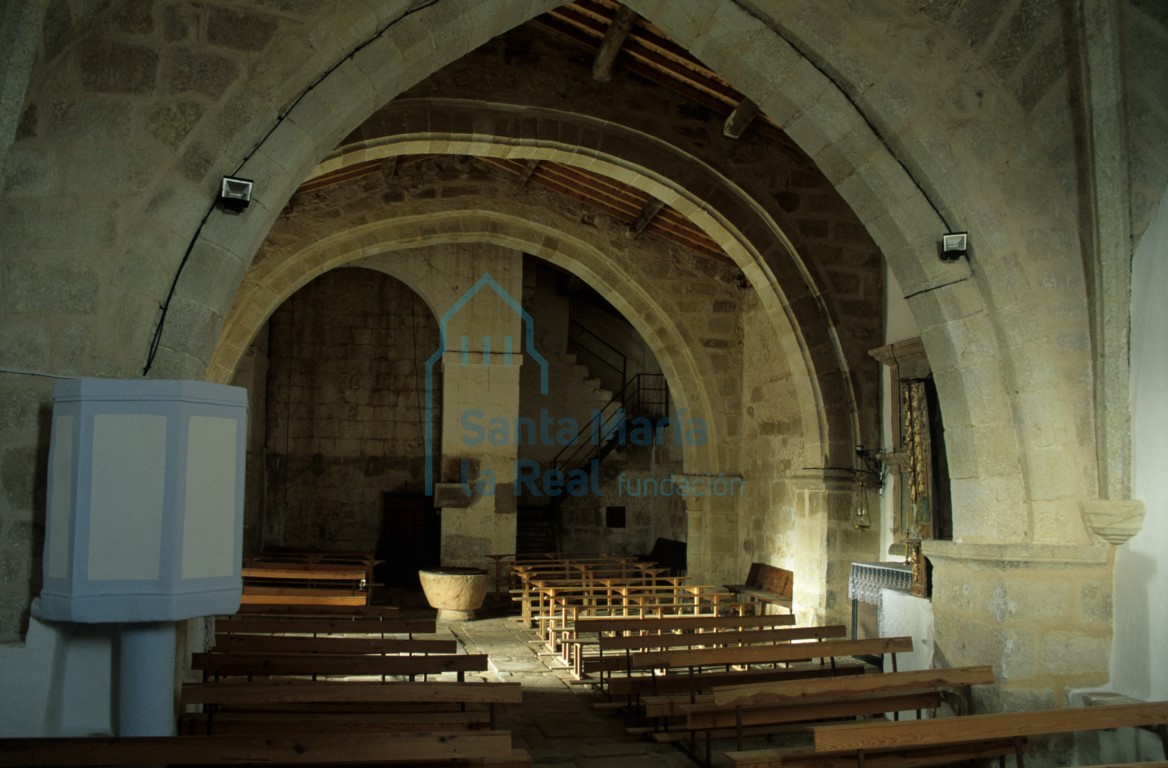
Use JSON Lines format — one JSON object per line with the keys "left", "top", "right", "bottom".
{"left": 35, "top": 379, "right": 247, "bottom": 735}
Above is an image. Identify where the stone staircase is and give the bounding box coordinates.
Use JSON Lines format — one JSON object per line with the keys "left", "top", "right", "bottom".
{"left": 514, "top": 351, "right": 623, "bottom": 553}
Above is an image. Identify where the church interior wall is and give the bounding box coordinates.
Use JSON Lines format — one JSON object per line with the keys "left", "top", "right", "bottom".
{"left": 257, "top": 268, "right": 439, "bottom": 553}
{"left": 0, "top": 1, "right": 1163, "bottom": 750}
{"left": 1112, "top": 184, "right": 1168, "bottom": 702}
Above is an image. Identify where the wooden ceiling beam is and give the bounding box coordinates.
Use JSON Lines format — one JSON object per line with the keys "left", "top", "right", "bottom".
{"left": 723, "top": 97, "right": 760, "bottom": 139}
{"left": 516, "top": 159, "right": 541, "bottom": 187}
{"left": 592, "top": 5, "right": 638, "bottom": 82}
{"left": 626, "top": 197, "right": 665, "bottom": 237}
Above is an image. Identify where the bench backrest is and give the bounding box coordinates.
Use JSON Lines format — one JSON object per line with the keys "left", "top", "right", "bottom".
{"left": 597, "top": 624, "right": 846, "bottom": 653}
{"left": 181, "top": 680, "right": 523, "bottom": 707}
{"left": 210, "top": 635, "right": 458, "bottom": 656}
{"left": 628, "top": 636, "right": 912, "bottom": 671}
{"left": 607, "top": 663, "right": 866, "bottom": 697}
{"left": 575, "top": 613, "right": 794, "bottom": 635}
{"left": 745, "top": 562, "right": 793, "bottom": 597}
{"left": 215, "top": 617, "right": 436, "bottom": 635}
{"left": 686, "top": 691, "right": 945, "bottom": 731}
{"left": 712, "top": 665, "right": 995, "bottom": 706}
{"left": 233, "top": 604, "right": 400, "bottom": 618}
{"left": 809, "top": 700, "right": 1168, "bottom": 753}
{"left": 0, "top": 732, "right": 513, "bottom": 765}
{"left": 192, "top": 652, "right": 488, "bottom": 677}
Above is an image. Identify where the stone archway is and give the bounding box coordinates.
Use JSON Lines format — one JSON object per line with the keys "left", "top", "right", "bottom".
{"left": 119, "top": 0, "right": 1094, "bottom": 551}
{"left": 209, "top": 204, "right": 762, "bottom": 585}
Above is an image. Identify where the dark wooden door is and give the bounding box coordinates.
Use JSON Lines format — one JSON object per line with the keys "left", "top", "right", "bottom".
{"left": 378, "top": 493, "right": 440, "bottom": 587}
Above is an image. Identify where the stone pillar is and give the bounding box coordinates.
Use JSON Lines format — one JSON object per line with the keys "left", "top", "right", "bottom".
{"left": 683, "top": 492, "right": 709, "bottom": 582}
{"left": 433, "top": 268, "right": 525, "bottom": 567}
{"left": 789, "top": 469, "right": 881, "bottom": 628}
{"left": 924, "top": 541, "right": 1113, "bottom": 711}
{"left": 437, "top": 347, "right": 520, "bottom": 566}
{"left": 677, "top": 474, "right": 742, "bottom": 587}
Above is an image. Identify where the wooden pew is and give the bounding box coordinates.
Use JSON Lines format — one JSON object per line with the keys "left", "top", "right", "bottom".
{"left": 239, "top": 587, "right": 366, "bottom": 606}
{"left": 603, "top": 637, "right": 910, "bottom": 715}
{"left": 532, "top": 577, "right": 717, "bottom": 643}
{"left": 672, "top": 666, "right": 997, "bottom": 765}
{"left": 249, "top": 548, "right": 382, "bottom": 588}
{"left": 566, "top": 613, "right": 798, "bottom": 679}
{"left": 725, "top": 562, "right": 794, "bottom": 614}
{"left": 214, "top": 616, "right": 436, "bottom": 637}
{"left": 624, "top": 636, "right": 913, "bottom": 676}
{"left": 712, "top": 664, "right": 993, "bottom": 711}
{"left": 511, "top": 559, "right": 656, "bottom": 627}
{"left": 182, "top": 680, "right": 522, "bottom": 708}
{"left": 232, "top": 603, "right": 400, "bottom": 617}
{"left": 611, "top": 663, "right": 868, "bottom": 703}
{"left": 181, "top": 680, "right": 522, "bottom": 734}
{"left": 210, "top": 634, "right": 458, "bottom": 656}
{"left": 726, "top": 700, "right": 1168, "bottom": 768}
{"left": 192, "top": 651, "right": 489, "bottom": 682}
{"left": 0, "top": 733, "right": 531, "bottom": 766}
{"left": 241, "top": 560, "right": 371, "bottom": 606}
{"left": 586, "top": 624, "right": 849, "bottom": 678}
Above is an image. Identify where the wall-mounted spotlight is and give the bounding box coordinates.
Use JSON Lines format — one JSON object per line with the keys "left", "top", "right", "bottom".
{"left": 217, "top": 176, "right": 254, "bottom": 214}
{"left": 939, "top": 231, "right": 968, "bottom": 262}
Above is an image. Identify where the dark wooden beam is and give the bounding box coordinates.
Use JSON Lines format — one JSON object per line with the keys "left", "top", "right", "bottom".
{"left": 626, "top": 197, "right": 665, "bottom": 237}
{"left": 516, "top": 159, "right": 540, "bottom": 187}
{"left": 591, "top": 5, "right": 638, "bottom": 82}
{"left": 380, "top": 156, "right": 397, "bottom": 178}
{"left": 723, "top": 97, "right": 760, "bottom": 139}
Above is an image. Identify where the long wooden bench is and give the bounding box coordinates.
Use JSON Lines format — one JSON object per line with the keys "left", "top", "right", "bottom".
{"left": 542, "top": 587, "right": 747, "bottom": 653}
{"left": 671, "top": 666, "right": 997, "bottom": 766}
{"left": 210, "top": 634, "right": 458, "bottom": 656}
{"left": 565, "top": 613, "right": 798, "bottom": 679}
{"left": 528, "top": 576, "right": 693, "bottom": 639}
{"left": 490, "top": 551, "right": 634, "bottom": 595}
{"left": 215, "top": 616, "right": 436, "bottom": 637}
{"left": 232, "top": 603, "right": 400, "bottom": 617}
{"left": 240, "top": 586, "right": 367, "bottom": 606}
{"left": 181, "top": 680, "right": 522, "bottom": 734}
{"left": 604, "top": 637, "right": 910, "bottom": 712}
{"left": 0, "top": 733, "right": 531, "bottom": 766}
{"left": 610, "top": 663, "right": 867, "bottom": 702}
{"left": 586, "top": 624, "right": 849, "bottom": 678}
{"left": 625, "top": 636, "right": 913, "bottom": 676}
{"left": 250, "top": 548, "right": 382, "bottom": 588}
{"left": 192, "top": 651, "right": 489, "bottom": 682}
{"left": 242, "top": 561, "right": 371, "bottom": 606}
{"left": 119, "top": 603, "right": 527, "bottom": 768}
{"left": 725, "top": 700, "right": 1168, "bottom": 768}
{"left": 512, "top": 562, "right": 665, "bottom": 627}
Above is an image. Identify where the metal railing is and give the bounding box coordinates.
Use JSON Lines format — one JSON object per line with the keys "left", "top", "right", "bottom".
{"left": 550, "top": 373, "right": 669, "bottom": 475}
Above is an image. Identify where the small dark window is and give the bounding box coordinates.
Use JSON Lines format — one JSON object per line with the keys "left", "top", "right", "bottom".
{"left": 605, "top": 506, "right": 626, "bottom": 528}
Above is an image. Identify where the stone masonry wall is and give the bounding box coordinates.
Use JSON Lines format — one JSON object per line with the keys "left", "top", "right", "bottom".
{"left": 262, "top": 267, "right": 439, "bottom": 551}
{"left": 928, "top": 543, "right": 1114, "bottom": 713}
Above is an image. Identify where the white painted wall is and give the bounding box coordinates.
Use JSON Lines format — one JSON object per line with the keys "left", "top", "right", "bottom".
{"left": 0, "top": 617, "right": 114, "bottom": 736}
{"left": 1113, "top": 185, "right": 1168, "bottom": 699}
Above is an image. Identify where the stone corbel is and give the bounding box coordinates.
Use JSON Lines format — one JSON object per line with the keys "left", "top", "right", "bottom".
{"left": 1081, "top": 499, "right": 1146, "bottom": 545}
